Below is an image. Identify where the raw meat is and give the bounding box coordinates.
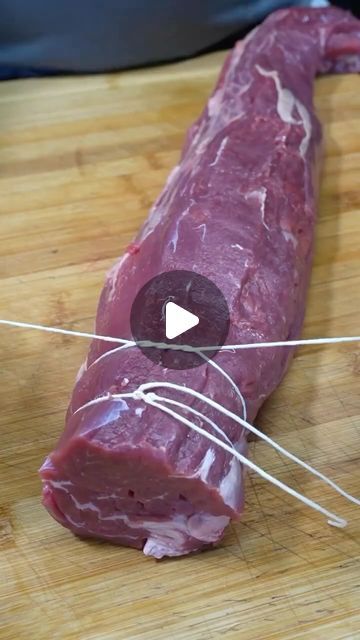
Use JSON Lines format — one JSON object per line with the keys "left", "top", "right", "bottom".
{"left": 40, "top": 8, "right": 360, "bottom": 558}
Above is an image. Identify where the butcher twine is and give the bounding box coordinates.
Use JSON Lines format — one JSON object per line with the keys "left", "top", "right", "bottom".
{"left": 0, "top": 318, "right": 359, "bottom": 528}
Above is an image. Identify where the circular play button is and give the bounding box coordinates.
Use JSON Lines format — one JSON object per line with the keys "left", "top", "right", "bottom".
{"left": 130, "top": 270, "right": 229, "bottom": 370}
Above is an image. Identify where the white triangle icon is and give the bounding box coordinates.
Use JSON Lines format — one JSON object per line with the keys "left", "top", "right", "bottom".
{"left": 165, "top": 301, "right": 199, "bottom": 340}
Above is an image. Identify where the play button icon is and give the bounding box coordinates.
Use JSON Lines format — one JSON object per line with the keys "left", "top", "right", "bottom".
{"left": 165, "top": 302, "right": 199, "bottom": 340}
{"left": 130, "top": 270, "right": 229, "bottom": 370}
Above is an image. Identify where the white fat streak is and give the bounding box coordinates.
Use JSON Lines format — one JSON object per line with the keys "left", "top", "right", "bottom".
{"left": 295, "top": 100, "right": 312, "bottom": 158}
{"left": 49, "top": 480, "right": 73, "bottom": 489}
{"left": 259, "top": 187, "right": 268, "bottom": 230}
{"left": 64, "top": 513, "right": 86, "bottom": 529}
{"left": 75, "top": 360, "right": 88, "bottom": 383}
{"left": 209, "top": 136, "right": 228, "bottom": 167}
{"left": 137, "top": 164, "right": 180, "bottom": 243}
{"left": 282, "top": 230, "right": 298, "bottom": 249}
{"left": 49, "top": 481, "right": 100, "bottom": 514}
{"left": 229, "top": 274, "right": 240, "bottom": 289}
{"left": 106, "top": 252, "right": 130, "bottom": 302}
{"left": 319, "top": 26, "right": 327, "bottom": 52}
{"left": 193, "top": 38, "right": 248, "bottom": 155}
{"left": 137, "top": 206, "right": 163, "bottom": 243}
{"left": 195, "top": 223, "right": 206, "bottom": 242}
{"left": 256, "top": 65, "right": 298, "bottom": 123}
{"left": 196, "top": 448, "right": 216, "bottom": 482}
{"left": 219, "top": 456, "right": 242, "bottom": 509}
{"left": 246, "top": 187, "right": 269, "bottom": 231}
{"left": 69, "top": 495, "right": 101, "bottom": 513}
{"left": 256, "top": 65, "right": 312, "bottom": 158}
{"left": 207, "top": 91, "right": 223, "bottom": 119}
{"left": 169, "top": 224, "right": 180, "bottom": 253}
{"left": 169, "top": 208, "right": 189, "bottom": 253}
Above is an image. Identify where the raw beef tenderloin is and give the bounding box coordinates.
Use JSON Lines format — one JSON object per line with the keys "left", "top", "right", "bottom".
{"left": 40, "top": 8, "right": 360, "bottom": 558}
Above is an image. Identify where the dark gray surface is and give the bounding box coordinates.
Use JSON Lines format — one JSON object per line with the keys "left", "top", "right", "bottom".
{"left": 0, "top": 0, "right": 324, "bottom": 76}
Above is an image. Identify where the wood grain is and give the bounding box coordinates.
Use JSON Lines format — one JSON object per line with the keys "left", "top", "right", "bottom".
{"left": 0, "top": 51, "right": 359, "bottom": 640}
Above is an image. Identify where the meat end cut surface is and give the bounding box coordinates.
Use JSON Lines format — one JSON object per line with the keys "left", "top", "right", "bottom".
{"left": 40, "top": 8, "right": 360, "bottom": 558}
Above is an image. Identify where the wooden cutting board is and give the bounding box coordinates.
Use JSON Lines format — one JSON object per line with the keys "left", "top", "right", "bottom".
{"left": 0, "top": 51, "right": 359, "bottom": 640}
